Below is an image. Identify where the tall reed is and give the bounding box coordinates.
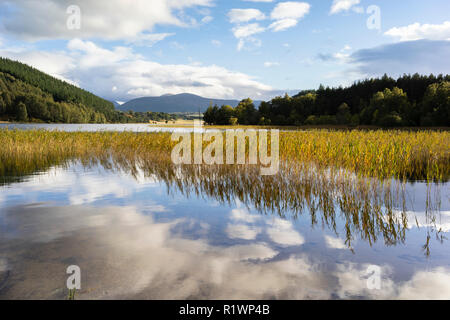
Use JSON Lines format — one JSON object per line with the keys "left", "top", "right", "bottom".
{"left": 2, "top": 129, "right": 448, "bottom": 182}
{"left": 0, "top": 128, "right": 447, "bottom": 254}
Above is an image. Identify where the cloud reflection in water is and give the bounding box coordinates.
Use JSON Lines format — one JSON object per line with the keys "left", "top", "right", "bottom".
{"left": 0, "top": 162, "right": 449, "bottom": 299}
{"left": 0, "top": 202, "right": 449, "bottom": 300}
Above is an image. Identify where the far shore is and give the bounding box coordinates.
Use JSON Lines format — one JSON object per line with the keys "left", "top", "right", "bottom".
{"left": 1, "top": 120, "right": 449, "bottom": 131}
{"left": 151, "top": 121, "right": 450, "bottom": 131}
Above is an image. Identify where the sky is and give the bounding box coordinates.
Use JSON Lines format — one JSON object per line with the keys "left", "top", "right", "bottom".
{"left": 0, "top": 0, "right": 449, "bottom": 103}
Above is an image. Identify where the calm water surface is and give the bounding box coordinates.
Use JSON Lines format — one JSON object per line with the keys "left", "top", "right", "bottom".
{"left": 0, "top": 161, "right": 449, "bottom": 299}
{"left": 0, "top": 123, "right": 302, "bottom": 133}
{"left": 0, "top": 123, "right": 211, "bottom": 133}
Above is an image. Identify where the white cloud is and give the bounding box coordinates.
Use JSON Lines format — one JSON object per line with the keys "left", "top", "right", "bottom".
{"left": 0, "top": 0, "right": 213, "bottom": 41}
{"left": 335, "top": 263, "right": 395, "bottom": 299}
{"left": 384, "top": 21, "right": 450, "bottom": 41}
{"left": 228, "top": 9, "right": 266, "bottom": 24}
{"left": 201, "top": 16, "right": 213, "bottom": 24}
{"left": 0, "top": 39, "right": 273, "bottom": 101}
{"left": 67, "top": 39, "right": 136, "bottom": 68}
{"left": 222, "top": 243, "right": 278, "bottom": 261}
{"left": 232, "top": 23, "right": 266, "bottom": 38}
{"left": 269, "top": 19, "right": 298, "bottom": 32}
{"left": 230, "top": 208, "right": 261, "bottom": 223}
{"left": 243, "top": 0, "right": 274, "bottom": 2}
{"left": 228, "top": 2, "right": 310, "bottom": 49}
{"left": 397, "top": 268, "right": 450, "bottom": 299}
{"left": 266, "top": 218, "right": 305, "bottom": 246}
{"left": 317, "top": 46, "right": 352, "bottom": 64}
{"left": 330, "top": 0, "right": 360, "bottom": 15}
{"left": 69, "top": 178, "right": 130, "bottom": 205}
{"left": 237, "top": 37, "right": 262, "bottom": 51}
{"left": 333, "top": 52, "right": 351, "bottom": 62}
{"left": 231, "top": 23, "right": 265, "bottom": 51}
{"left": 270, "top": 2, "right": 310, "bottom": 20}
{"left": 269, "top": 2, "right": 310, "bottom": 32}
{"left": 264, "top": 61, "right": 280, "bottom": 67}
{"left": 324, "top": 235, "right": 347, "bottom": 249}
{"left": 226, "top": 223, "right": 261, "bottom": 240}
{"left": 126, "top": 33, "right": 175, "bottom": 47}
{"left": 393, "top": 210, "right": 450, "bottom": 233}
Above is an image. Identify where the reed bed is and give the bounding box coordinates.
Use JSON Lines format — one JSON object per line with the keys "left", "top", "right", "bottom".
{"left": 0, "top": 129, "right": 448, "bottom": 182}
{"left": 280, "top": 130, "right": 450, "bottom": 182}
{"left": 0, "top": 128, "right": 447, "bottom": 254}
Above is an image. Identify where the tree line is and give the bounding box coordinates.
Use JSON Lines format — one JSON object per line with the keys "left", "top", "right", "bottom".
{"left": 1, "top": 56, "right": 448, "bottom": 127}
{"left": 120, "top": 110, "right": 179, "bottom": 123}
{"left": 204, "top": 74, "right": 450, "bottom": 127}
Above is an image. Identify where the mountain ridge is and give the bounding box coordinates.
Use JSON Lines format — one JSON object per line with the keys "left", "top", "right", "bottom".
{"left": 119, "top": 93, "right": 262, "bottom": 113}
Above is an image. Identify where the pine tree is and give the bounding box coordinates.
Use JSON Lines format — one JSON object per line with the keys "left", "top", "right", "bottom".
{"left": 17, "top": 102, "right": 28, "bottom": 121}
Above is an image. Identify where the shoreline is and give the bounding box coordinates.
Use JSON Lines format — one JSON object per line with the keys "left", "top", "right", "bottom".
{"left": 152, "top": 123, "right": 450, "bottom": 131}
{"left": 1, "top": 121, "right": 449, "bottom": 131}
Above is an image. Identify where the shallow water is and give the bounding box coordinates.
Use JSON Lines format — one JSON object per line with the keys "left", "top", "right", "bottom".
{"left": 0, "top": 123, "right": 198, "bottom": 133}
{"left": 0, "top": 123, "right": 297, "bottom": 133}
{"left": 0, "top": 162, "right": 449, "bottom": 299}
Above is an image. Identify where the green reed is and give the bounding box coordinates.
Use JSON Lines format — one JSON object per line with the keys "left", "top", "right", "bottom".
{"left": 1, "top": 129, "right": 448, "bottom": 182}
{"left": 0, "top": 128, "right": 447, "bottom": 254}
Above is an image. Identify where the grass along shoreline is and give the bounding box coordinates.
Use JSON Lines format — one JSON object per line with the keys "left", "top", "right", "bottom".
{"left": 0, "top": 129, "right": 448, "bottom": 182}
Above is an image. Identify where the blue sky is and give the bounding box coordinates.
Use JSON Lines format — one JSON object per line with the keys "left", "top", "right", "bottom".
{"left": 0, "top": 0, "right": 449, "bottom": 103}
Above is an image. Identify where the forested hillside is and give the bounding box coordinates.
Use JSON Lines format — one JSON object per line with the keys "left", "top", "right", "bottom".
{"left": 0, "top": 58, "right": 178, "bottom": 123}
{"left": 0, "top": 57, "right": 117, "bottom": 122}
{"left": 204, "top": 74, "right": 450, "bottom": 127}
{"left": 0, "top": 71, "right": 110, "bottom": 123}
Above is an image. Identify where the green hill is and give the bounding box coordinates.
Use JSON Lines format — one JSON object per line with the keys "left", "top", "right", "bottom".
{"left": 0, "top": 57, "right": 116, "bottom": 123}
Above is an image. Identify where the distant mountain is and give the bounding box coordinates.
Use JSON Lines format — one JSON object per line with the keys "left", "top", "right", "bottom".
{"left": 119, "top": 93, "right": 262, "bottom": 113}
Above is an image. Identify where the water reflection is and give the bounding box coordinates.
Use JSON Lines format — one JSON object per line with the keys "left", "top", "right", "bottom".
{"left": 97, "top": 156, "right": 446, "bottom": 253}
{"left": 0, "top": 202, "right": 449, "bottom": 299}
{"left": 1, "top": 153, "right": 448, "bottom": 253}
{"left": 0, "top": 157, "right": 449, "bottom": 299}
